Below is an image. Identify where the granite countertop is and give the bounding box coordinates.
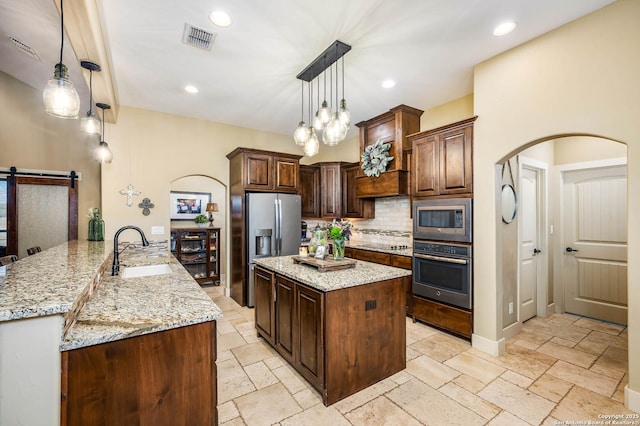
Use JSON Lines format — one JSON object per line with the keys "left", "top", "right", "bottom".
{"left": 0, "top": 240, "right": 111, "bottom": 321}
{"left": 347, "top": 243, "right": 413, "bottom": 257}
{"left": 0, "top": 239, "right": 222, "bottom": 351}
{"left": 62, "top": 252, "right": 222, "bottom": 351}
{"left": 254, "top": 255, "right": 411, "bottom": 292}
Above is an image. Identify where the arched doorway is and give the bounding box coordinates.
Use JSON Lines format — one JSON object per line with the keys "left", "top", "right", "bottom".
{"left": 497, "top": 136, "right": 627, "bottom": 335}
{"left": 170, "top": 175, "right": 227, "bottom": 288}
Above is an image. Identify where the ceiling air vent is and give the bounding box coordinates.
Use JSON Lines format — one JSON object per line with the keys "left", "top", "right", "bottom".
{"left": 182, "top": 23, "right": 216, "bottom": 51}
{"left": 7, "top": 35, "right": 42, "bottom": 61}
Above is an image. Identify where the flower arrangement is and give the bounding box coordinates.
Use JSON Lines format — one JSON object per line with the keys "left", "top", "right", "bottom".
{"left": 361, "top": 138, "right": 394, "bottom": 177}
{"left": 328, "top": 219, "right": 353, "bottom": 241}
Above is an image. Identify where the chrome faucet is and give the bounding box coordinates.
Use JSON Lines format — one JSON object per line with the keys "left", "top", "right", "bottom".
{"left": 112, "top": 225, "right": 149, "bottom": 275}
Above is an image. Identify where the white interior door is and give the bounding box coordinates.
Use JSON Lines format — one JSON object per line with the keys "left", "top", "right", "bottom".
{"left": 519, "top": 166, "right": 540, "bottom": 322}
{"left": 562, "top": 165, "right": 627, "bottom": 324}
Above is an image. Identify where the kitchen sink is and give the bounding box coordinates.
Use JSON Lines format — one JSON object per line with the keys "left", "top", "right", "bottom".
{"left": 120, "top": 263, "right": 172, "bottom": 279}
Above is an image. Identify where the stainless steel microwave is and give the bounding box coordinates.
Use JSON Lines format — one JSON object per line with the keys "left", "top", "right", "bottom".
{"left": 413, "top": 198, "right": 472, "bottom": 243}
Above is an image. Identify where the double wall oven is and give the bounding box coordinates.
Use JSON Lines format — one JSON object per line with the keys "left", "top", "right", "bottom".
{"left": 413, "top": 198, "right": 472, "bottom": 310}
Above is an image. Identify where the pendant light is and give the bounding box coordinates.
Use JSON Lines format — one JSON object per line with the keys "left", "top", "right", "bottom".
{"left": 80, "top": 61, "right": 101, "bottom": 134}
{"left": 312, "top": 78, "right": 323, "bottom": 132}
{"left": 42, "top": 0, "right": 80, "bottom": 119}
{"left": 293, "top": 80, "right": 310, "bottom": 146}
{"left": 338, "top": 56, "right": 351, "bottom": 128}
{"left": 317, "top": 58, "right": 332, "bottom": 126}
{"left": 304, "top": 79, "right": 319, "bottom": 157}
{"left": 323, "top": 62, "right": 346, "bottom": 146}
{"left": 96, "top": 103, "right": 113, "bottom": 164}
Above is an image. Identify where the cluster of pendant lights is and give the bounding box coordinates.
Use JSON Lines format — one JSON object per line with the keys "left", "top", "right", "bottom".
{"left": 41, "top": 0, "right": 113, "bottom": 163}
{"left": 293, "top": 55, "right": 351, "bottom": 157}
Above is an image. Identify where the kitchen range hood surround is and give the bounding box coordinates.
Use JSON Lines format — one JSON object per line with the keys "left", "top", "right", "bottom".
{"left": 355, "top": 105, "right": 423, "bottom": 199}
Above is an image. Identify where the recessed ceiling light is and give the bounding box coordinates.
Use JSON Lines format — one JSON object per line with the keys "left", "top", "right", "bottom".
{"left": 209, "top": 10, "right": 232, "bottom": 27}
{"left": 184, "top": 85, "right": 199, "bottom": 94}
{"left": 382, "top": 79, "right": 396, "bottom": 89}
{"left": 493, "top": 21, "right": 517, "bottom": 36}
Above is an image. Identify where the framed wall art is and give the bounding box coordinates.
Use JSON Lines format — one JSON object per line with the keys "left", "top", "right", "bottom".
{"left": 170, "top": 191, "right": 211, "bottom": 220}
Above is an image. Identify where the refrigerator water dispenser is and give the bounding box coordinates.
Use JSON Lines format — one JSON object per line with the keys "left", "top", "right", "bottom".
{"left": 255, "top": 229, "right": 272, "bottom": 256}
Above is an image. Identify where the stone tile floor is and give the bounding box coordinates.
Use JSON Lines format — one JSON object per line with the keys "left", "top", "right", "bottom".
{"left": 204, "top": 286, "right": 634, "bottom": 425}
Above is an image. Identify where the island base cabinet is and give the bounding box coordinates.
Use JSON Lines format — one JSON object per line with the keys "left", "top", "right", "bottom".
{"left": 61, "top": 321, "right": 217, "bottom": 426}
{"left": 254, "top": 266, "right": 405, "bottom": 406}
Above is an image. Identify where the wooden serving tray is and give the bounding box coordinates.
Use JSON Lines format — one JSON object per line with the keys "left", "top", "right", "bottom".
{"left": 292, "top": 255, "right": 356, "bottom": 272}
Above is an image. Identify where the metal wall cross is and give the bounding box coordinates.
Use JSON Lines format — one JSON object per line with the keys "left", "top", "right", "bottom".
{"left": 138, "top": 198, "right": 155, "bottom": 216}
{"left": 119, "top": 184, "right": 141, "bottom": 207}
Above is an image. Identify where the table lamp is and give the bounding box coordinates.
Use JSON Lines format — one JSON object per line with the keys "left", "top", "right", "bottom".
{"left": 206, "top": 203, "right": 218, "bottom": 227}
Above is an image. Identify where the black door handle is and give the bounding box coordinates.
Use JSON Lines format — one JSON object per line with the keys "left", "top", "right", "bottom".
{"left": 533, "top": 248, "right": 541, "bottom": 254}
{"left": 565, "top": 247, "right": 579, "bottom": 253}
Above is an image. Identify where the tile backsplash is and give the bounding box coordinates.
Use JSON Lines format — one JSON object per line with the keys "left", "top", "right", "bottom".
{"left": 305, "top": 196, "right": 413, "bottom": 247}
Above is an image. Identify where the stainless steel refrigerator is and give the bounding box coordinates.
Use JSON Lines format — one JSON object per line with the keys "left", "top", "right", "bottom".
{"left": 246, "top": 193, "right": 301, "bottom": 307}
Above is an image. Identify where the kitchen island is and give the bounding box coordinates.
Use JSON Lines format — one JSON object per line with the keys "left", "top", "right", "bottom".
{"left": 0, "top": 240, "right": 222, "bottom": 426}
{"left": 253, "top": 255, "right": 411, "bottom": 405}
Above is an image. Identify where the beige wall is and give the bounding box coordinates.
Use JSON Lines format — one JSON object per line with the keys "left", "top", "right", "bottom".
{"left": 555, "top": 136, "right": 626, "bottom": 165}
{"left": 421, "top": 94, "right": 474, "bottom": 130}
{"left": 473, "top": 0, "right": 640, "bottom": 406}
{"left": 0, "top": 71, "right": 101, "bottom": 241}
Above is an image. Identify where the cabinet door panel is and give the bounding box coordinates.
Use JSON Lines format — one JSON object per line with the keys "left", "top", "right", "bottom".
{"left": 352, "top": 248, "right": 391, "bottom": 265}
{"left": 245, "top": 154, "right": 273, "bottom": 190}
{"left": 412, "top": 135, "right": 439, "bottom": 196}
{"left": 254, "top": 267, "right": 275, "bottom": 344}
{"left": 275, "top": 276, "right": 295, "bottom": 362}
{"left": 275, "top": 157, "right": 298, "bottom": 192}
{"left": 296, "top": 284, "right": 324, "bottom": 388}
{"left": 321, "top": 164, "right": 340, "bottom": 218}
{"left": 300, "top": 166, "right": 320, "bottom": 218}
{"left": 439, "top": 126, "right": 472, "bottom": 194}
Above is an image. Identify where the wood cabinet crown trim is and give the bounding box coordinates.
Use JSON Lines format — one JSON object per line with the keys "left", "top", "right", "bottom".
{"left": 406, "top": 116, "right": 478, "bottom": 141}
{"left": 226, "top": 147, "right": 303, "bottom": 160}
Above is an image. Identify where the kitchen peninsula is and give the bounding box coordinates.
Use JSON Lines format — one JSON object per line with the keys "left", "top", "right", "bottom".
{"left": 253, "top": 255, "right": 411, "bottom": 405}
{"left": 0, "top": 240, "right": 222, "bottom": 426}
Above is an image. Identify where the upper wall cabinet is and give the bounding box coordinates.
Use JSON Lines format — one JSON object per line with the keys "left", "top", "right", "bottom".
{"left": 227, "top": 148, "right": 302, "bottom": 193}
{"left": 300, "top": 162, "right": 374, "bottom": 219}
{"left": 355, "top": 105, "right": 423, "bottom": 198}
{"left": 408, "top": 116, "right": 477, "bottom": 198}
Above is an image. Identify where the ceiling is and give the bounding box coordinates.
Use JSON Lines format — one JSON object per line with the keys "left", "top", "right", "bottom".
{"left": 0, "top": 0, "right": 614, "bottom": 139}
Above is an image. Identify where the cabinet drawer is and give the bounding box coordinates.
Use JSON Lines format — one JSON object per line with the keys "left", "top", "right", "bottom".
{"left": 352, "top": 249, "right": 391, "bottom": 265}
{"left": 390, "top": 255, "right": 412, "bottom": 270}
{"left": 412, "top": 296, "right": 472, "bottom": 339}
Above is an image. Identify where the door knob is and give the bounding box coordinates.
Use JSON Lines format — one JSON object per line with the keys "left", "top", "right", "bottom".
{"left": 565, "top": 247, "right": 579, "bottom": 253}
{"left": 533, "top": 248, "right": 541, "bottom": 254}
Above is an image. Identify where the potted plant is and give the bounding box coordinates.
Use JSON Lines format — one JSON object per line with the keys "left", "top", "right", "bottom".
{"left": 194, "top": 214, "right": 208, "bottom": 228}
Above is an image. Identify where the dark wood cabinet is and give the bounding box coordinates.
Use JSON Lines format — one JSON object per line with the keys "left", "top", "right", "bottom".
{"left": 61, "top": 321, "right": 217, "bottom": 426}
{"left": 301, "top": 162, "right": 373, "bottom": 219}
{"left": 254, "top": 266, "right": 275, "bottom": 345}
{"left": 412, "top": 296, "right": 472, "bottom": 339}
{"left": 254, "top": 265, "right": 404, "bottom": 406}
{"left": 342, "top": 163, "right": 374, "bottom": 218}
{"left": 275, "top": 274, "right": 295, "bottom": 364}
{"left": 299, "top": 165, "right": 320, "bottom": 218}
{"left": 409, "top": 116, "right": 477, "bottom": 198}
{"left": 227, "top": 148, "right": 301, "bottom": 193}
{"left": 295, "top": 283, "right": 324, "bottom": 390}
{"left": 170, "top": 228, "right": 220, "bottom": 285}
{"left": 355, "top": 105, "right": 423, "bottom": 198}
{"left": 347, "top": 248, "right": 413, "bottom": 316}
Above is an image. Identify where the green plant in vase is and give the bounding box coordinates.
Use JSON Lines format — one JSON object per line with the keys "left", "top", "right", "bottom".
{"left": 194, "top": 214, "right": 208, "bottom": 228}
{"left": 328, "top": 219, "right": 352, "bottom": 260}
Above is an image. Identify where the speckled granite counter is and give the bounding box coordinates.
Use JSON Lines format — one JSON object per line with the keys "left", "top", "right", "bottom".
{"left": 347, "top": 243, "right": 412, "bottom": 257}
{"left": 0, "top": 239, "right": 222, "bottom": 351}
{"left": 254, "top": 255, "right": 411, "bottom": 292}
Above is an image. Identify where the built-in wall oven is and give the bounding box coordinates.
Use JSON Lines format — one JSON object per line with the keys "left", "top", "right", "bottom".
{"left": 412, "top": 241, "right": 472, "bottom": 310}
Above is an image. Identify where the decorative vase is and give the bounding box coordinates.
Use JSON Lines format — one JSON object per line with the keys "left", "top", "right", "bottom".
{"left": 333, "top": 237, "right": 345, "bottom": 261}
{"left": 197, "top": 223, "right": 206, "bottom": 228}
{"left": 88, "top": 208, "right": 105, "bottom": 241}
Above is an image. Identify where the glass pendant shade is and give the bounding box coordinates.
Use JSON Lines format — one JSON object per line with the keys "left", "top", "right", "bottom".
{"left": 81, "top": 110, "right": 101, "bottom": 135}
{"left": 312, "top": 112, "right": 324, "bottom": 132}
{"left": 322, "top": 112, "right": 345, "bottom": 146}
{"left": 43, "top": 64, "right": 80, "bottom": 119}
{"left": 293, "top": 121, "right": 310, "bottom": 146}
{"left": 338, "top": 99, "right": 351, "bottom": 128}
{"left": 318, "top": 100, "right": 332, "bottom": 125}
{"left": 303, "top": 131, "right": 319, "bottom": 157}
{"left": 98, "top": 141, "right": 113, "bottom": 164}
